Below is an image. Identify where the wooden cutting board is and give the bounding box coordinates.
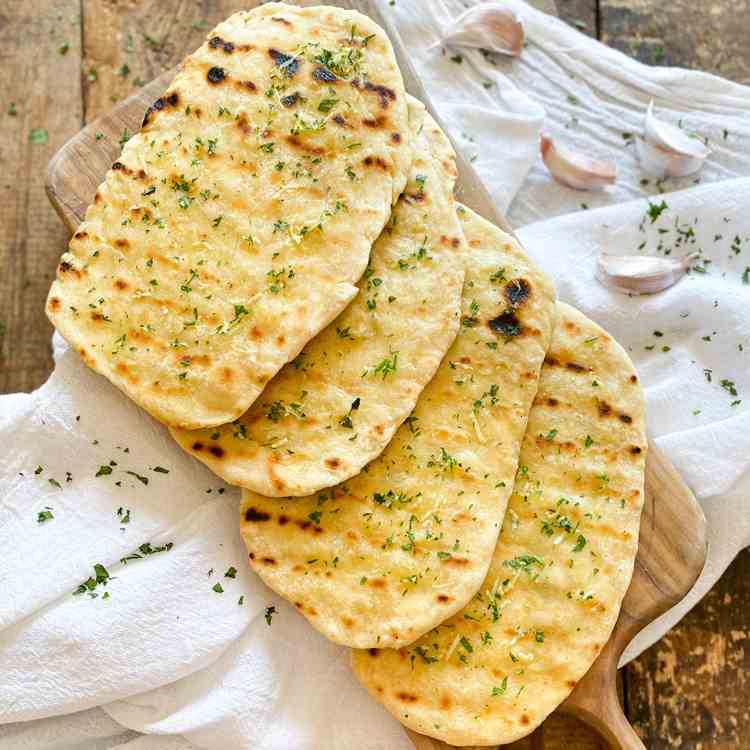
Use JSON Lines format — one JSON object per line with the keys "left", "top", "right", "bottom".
{"left": 45, "top": 3, "right": 708, "bottom": 748}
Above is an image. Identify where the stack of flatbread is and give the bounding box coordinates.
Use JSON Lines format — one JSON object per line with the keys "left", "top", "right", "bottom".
{"left": 46, "top": 3, "right": 647, "bottom": 745}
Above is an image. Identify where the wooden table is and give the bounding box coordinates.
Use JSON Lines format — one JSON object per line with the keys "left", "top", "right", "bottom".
{"left": 1, "top": 1, "right": 747, "bottom": 747}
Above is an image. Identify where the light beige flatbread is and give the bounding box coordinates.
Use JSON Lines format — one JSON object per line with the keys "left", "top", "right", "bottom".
{"left": 352, "top": 301, "right": 647, "bottom": 747}
{"left": 46, "top": 3, "right": 411, "bottom": 429}
{"left": 171, "top": 102, "right": 465, "bottom": 496}
{"left": 240, "top": 206, "right": 556, "bottom": 649}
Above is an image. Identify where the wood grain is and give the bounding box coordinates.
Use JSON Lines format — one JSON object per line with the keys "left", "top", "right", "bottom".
{"left": 557, "top": 0, "right": 598, "bottom": 37}
{"left": 45, "top": 12, "right": 706, "bottom": 750}
{"left": 600, "top": 0, "right": 750, "bottom": 83}
{"left": 626, "top": 547, "right": 750, "bottom": 748}
{"left": 0, "top": 0, "right": 83, "bottom": 394}
{"left": 81, "top": 0, "right": 240, "bottom": 122}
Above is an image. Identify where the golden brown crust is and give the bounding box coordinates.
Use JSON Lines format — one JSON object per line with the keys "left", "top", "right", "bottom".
{"left": 46, "top": 3, "right": 411, "bottom": 429}
{"left": 171, "top": 101, "right": 465, "bottom": 496}
{"left": 351, "top": 301, "right": 647, "bottom": 746}
{"left": 239, "top": 205, "right": 557, "bottom": 649}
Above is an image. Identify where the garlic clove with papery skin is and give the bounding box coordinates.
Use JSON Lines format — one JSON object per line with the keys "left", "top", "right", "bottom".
{"left": 636, "top": 101, "right": 711, "bottom": 178}
{"left": 440, "top": 2, "right": 524, "bottom": 57}
{"left": 596, "top": 252, "right": 702, "bottom": 295}
{"left": 540, "top": 135, "right": 616, "bottom": 191}
{"left": 635, "top": 138, "right": 708, "bottom": 178}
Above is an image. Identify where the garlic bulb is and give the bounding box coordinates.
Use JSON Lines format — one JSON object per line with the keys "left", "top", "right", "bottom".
{"left": 596, "top": 252, "right": 701, "bottom": 295}
{"left": 540, "top": 135, "right": 616, "bottom": 191}
{"left": 440, "top": 2, "right": 524, "bottom": 57}
{"left": 636, "top": 101, "right": 710, "bottom": 178}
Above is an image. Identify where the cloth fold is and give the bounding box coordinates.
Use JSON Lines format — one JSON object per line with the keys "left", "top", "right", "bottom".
{"left": 2, "top": 1, "right": 749, "bottom": 747}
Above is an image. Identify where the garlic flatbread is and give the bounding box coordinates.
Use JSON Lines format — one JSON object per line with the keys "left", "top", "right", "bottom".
{"left": 172, "top": 102, "right": 464, "bottom": 496}
{"left": 240, "top": 206, "right": 556, "bottom": 648}
{"left": 352, "top": 302, "right": 647, "bottom": 746}
{"left": 46, "top": 3, "right": 411, "bottom": 429}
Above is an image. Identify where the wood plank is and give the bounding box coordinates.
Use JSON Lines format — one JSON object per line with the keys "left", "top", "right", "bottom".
{"left": 0, "top": 0, "right": 83, "bottom": 394}
{"left": 556, "top": 0, "right": 598, "bottom": 38}
{"left": 81, "top": 0, "right": 240, "bottom": 122}
{"left": 600, "top": 0, "right": 750, "bottom": 83}
{"left": 626, "top": 547, "right": 750, "bottom": 748}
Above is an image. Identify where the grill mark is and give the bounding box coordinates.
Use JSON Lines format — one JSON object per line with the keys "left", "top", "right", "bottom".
{"left": 312, "top": 66, "right": 338, "bottom": 82}
{"left": 209, "top": 36, "right": 235, "bottom": 53}
{"left": 269, "top": 48, "right": 300, "bottom": 77}
{"left": 142, "top": 91, "right": 179, "bottom": 127}
{"left": 362, "top": 115, "right": 386, "bottom": 128}
{"left": 352, "top": 78, "right": 396, "bottom": 108}
{"left": 286, "top": 134, "right": 325, "bottom": 155}
{"left": 488, "top": 310, "right": 522, "bottom": 338}
{"left": 281, "top": 91, "right": 302, "bottom": 108}
{"left": 505, "top": 278, "right": 531, "bottom": 306}
{"left": 207, "top": 66, "right": 226, "bottom": 84}
{"left": 244, "top": 507, "right": 271, "bottom": 522}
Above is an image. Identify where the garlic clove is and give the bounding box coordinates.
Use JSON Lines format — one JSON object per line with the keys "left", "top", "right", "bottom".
{"left": 540, "top": 135, "right": 616, "bottom": 191}
{"left": 644, "top": 101, "right": 711, "bottom": 159}
{"left": 637, "top": 101, "right": 710, "bottom": 178}
{"left": 441, "top": 2, "right": 524, "bottom": 57}
{"left": 635, "top": 137, "right": 707, "bottom": 178}
{"left": 596, "top": 252, "right": 702, "bottom": 295}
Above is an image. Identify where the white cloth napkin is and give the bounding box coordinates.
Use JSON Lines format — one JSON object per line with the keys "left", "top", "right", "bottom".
{"left": 2, "top": 1, "right": 750, "bottom": 747}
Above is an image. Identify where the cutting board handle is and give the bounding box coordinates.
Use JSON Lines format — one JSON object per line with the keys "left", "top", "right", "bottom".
{"left": 564, "top": 659, "right": 645, "bottom": 750}
{"left": 571, "top": 694, "right": 645, "bottom": 750}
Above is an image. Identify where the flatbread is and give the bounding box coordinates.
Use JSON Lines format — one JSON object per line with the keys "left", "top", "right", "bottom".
{"left": 240, "top": 206, "right": 556, "bottom": 648}
{"left": 352, "top": 302, "right": 647, "bottom": 746}
{"left": 46, "top": 3, "right": 412, "bottom": 429}
{"left": 171, "top": 102, "right": 465, "bottom": 496}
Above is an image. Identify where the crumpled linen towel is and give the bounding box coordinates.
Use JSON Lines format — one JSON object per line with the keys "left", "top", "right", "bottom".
{"left": 2, "top": 1, "right": 749, "bottom": 748}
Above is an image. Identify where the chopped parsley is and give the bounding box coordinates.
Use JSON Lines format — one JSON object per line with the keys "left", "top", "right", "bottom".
{"left": 339, "top": 397, "right": 360, "bottom": 429}
{"left": 504, "top": 554, "right": 545, "bottom": 572}
{"left": 120, "top": 541, "right": 173, "bottom": 564}
{"left": 73, "top": 563, "right": 110, "bottom": 596}
{"left": 368, "top": 350, "right": 398, "bottom": 379}
{"left": 721, "top": 379, "right": 738, "bottom": 397}
{"left": 373, "top": 488, "right": 418, "bottom": 509}
{"left": 414, "top": 645, "right": 438, "bottom": 664}
{"left": 489, "top": 267, "right": 507, "bottom": 284}
{"left": 125, "top": 470, "right": 149, "bottom": 485}
{"left": 459, "top": 635, "right": 473, "bottom": 653}
{"left": 29, "top": 128, "right": 49, "bottom": 144}
{"left": 492, "top": 676, "right": 508, "bottom": 696}
{"left": 462, "top": 300, "right": 480, "bottom": 327}
{"left": 318, "top": 97, "right": 338, "bottom": 113}
{"left": 428, "top": 447, "right": 460, "bottom": 473}
{"left": 646, "top": 199, "right": 668, "bottom": 223}
{"left": 265, "top": 398, "right": 306, "bottom": 422}
{"left": 265, "top": 605, "right": 276, "bottom": 625}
